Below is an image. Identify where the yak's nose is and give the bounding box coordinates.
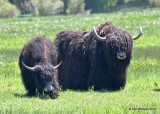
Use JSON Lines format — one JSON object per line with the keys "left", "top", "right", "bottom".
{"left": 117, "top": 51, "right": 126, "bottom": 60}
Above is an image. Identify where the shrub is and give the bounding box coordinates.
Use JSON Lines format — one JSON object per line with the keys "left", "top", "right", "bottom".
{"left": 67, "top": 0, "right": 85, "bottom": 14}
{"left": 149, "top": 0, "right": 160, "bottom": 7}
{"left": 0, "top": 0, "right": 20, "bottom": 18}
{"left": 84, "top": 0, "right": 117, "bottom": 13}
{"left": 32, "top": 0, "right": 63, "bottom": 16}
{"left": 13, "top": 0, "right": 35, "bottom": 14}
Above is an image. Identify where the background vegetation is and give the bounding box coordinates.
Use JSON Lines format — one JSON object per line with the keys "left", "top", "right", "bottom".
{"left": 0, "top": 0, "right": 160, "bottom": 17}
{"left": 0, "top": 7, "right": 160, "bottom": 114}
{"left": 0, "top": 0, "right": 19, "bottom": 18}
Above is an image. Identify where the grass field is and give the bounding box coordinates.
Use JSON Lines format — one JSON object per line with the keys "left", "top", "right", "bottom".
{"left": 0, "top": 8, "right": 160, "bottom": 114}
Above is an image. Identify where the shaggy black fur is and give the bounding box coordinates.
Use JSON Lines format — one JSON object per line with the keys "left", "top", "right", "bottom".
{"left": 19, "top": 37, "right": 59, "bottom": 99}
{"left": 54, "top": 22, "right": 133, "bottom": 91}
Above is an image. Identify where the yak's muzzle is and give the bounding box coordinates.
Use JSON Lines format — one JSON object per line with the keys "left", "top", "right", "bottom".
{"left": 44, "top": 82, "right": 53, "bottom": 91}
{"left": 117, "top": 51, "right": 126, "bottom": 60}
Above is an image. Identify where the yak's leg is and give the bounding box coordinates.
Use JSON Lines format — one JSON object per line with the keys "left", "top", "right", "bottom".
{"left": 62, "top": 57, "right": 88, "bottom": 90}
{"left": 21, "top": 70, "right": 36, "bottom": 96}
{"left": 37, "top": 89, "right": 44, "bottom": 95}
{"left": 110, "top": 71, "right": 126, "bottom": 90}
{"left": 87, "top": 60, "right": 108, "bottom": 90}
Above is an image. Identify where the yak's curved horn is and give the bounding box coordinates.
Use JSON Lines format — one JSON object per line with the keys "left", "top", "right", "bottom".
{"left": 132, "top": 26, "right": 143, "bottom": 40}
{"left": 53, "top": 61, "right": 62, "bottom": 69}
{"left": 22, "top": 62, "right": 36, "bottom": 71}
{"left": 93, "top": 27, "right": 106, "bottom": 41}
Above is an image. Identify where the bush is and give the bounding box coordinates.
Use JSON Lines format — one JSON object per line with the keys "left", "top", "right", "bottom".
{"left": 149, "top": 0, "right": 160, "bottom": 7}
{"left": 11, "top": 0, "right": 63, "bottom": 16}
{"left": 13, "top": 0, "right": 35, "bottom": 14}
{"left": 84, "top": 0, "right": 118, "bottom": 13}
{"left": 32, "top": 0, "right": 63, "bottom": 16}
{"left": 67, "top": 0, "right": 85, "bottom": 14}
{"left": 0, "top": 0, "right": 20, "bottom": 18}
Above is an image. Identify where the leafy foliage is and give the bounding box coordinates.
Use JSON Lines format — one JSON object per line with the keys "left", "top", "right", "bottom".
{"left": 84, "top": 0, "right": 118, "bottom": 13}
{"left": 0, "top": 0, "right": 20, "bottom": 18}
{"left": 12, "top": 0, "right": 64, "bottom": 16}
{"left": 4, "top": 0, "right": 160, "bottom": 16}
{"left": 149, "top": 0, "right": 160, "bottom": 7}
{"left": 13, "top": 0, "right": 35, "bottom": 14}
{"left": 32, "top": 0, "right": 63, "bottom": 16}
{"left": 66, "top": 0, "right": 84, "bottom": 14}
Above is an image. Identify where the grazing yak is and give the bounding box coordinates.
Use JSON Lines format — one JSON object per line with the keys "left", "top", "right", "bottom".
{"left": 54, "top": 22, "right": 142, "bottom": 91}
{"left": 19, "top": 37, "right": 61, "bottom": 99}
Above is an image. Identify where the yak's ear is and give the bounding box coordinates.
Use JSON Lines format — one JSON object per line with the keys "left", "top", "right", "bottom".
{"left": 22, "top": 62, "right": 36, "bottom": 71}
{"left": 53, "top": 61, "right": 62, "bottom": 69}
{"left": 93, "top": 27, "right": 106, "bottom": 41}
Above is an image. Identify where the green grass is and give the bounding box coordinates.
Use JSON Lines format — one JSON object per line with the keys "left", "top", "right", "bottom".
{"left": 0, "top": 8, "right": 160, "bottom": 114}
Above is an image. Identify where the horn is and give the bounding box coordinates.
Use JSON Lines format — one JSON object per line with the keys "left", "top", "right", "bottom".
{"left": 22, "top": 62, "right": 36, "bottom": 71}
{"left": 132, "top": 26, "right": 143, "bottom": 40}
{"left": 93, "top": 27, "right": 106, "bottom": 41}
{"left": 53, "top": 61, "right": 62, "bottom": 69}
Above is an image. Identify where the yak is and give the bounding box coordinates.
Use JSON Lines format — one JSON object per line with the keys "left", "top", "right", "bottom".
{"left": 19, "top": 37, "right": 61, "bottom": 99}
{"left": 54, "top": 22, "right": 142, "bottom": 91}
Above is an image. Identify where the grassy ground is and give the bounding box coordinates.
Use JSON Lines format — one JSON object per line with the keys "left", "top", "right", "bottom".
{"left": 0, "top": 8, "right": 160, "bottom": 114}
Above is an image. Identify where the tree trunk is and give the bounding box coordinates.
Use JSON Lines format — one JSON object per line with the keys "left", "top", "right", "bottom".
{"left": 62, "top": 0, "right": 69, "bottom": 15}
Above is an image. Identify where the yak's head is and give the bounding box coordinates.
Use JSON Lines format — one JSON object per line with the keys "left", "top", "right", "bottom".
{"left": 93, "top": 22, "right": 143, "bottom": 68}
{"left": 22, "top": 62, "right": 61, "bottom": 91}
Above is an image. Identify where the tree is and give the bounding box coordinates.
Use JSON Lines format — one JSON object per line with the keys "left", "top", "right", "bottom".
{"left": 84, "top": 0, "right": 105, "bottom": 13}
{"left": 84, "top": 0, "right": 117, "bottom": 13}
{"left": 61, "top": 0, "right": 69, "bottom": 15}
{"left": 116, "top": 0, "right": 124, "bottom": 6}
{"left": 8, "top": 0, "right": 14, "bottom": 4}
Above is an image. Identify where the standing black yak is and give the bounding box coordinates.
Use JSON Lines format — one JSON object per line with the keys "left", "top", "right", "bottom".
{"left": 19, "top": 37, "right": 61, "bottom": 99}
{"left": 54, "top": 22, "right": 142, "bottom": 91}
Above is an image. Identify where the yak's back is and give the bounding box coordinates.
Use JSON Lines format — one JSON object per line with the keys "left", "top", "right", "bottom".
{"left": 54, "top": 30, "right": 89, "bottom": 59}
{"left": 19, "top": 37, "right": 57, "bottom": 67}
